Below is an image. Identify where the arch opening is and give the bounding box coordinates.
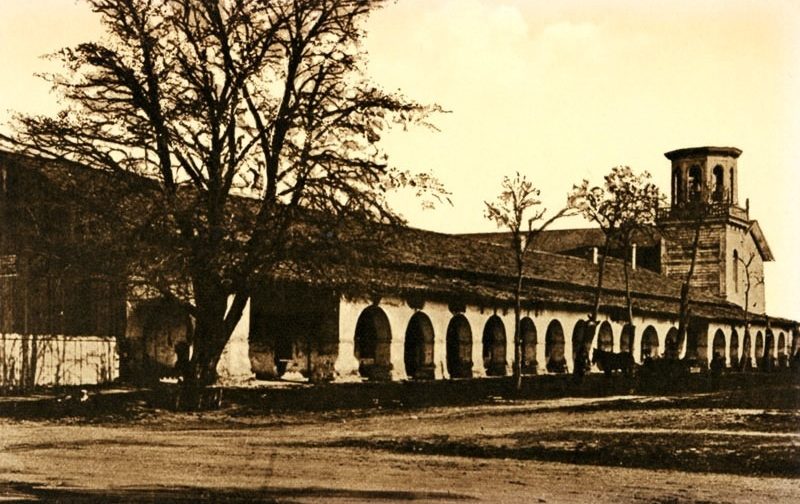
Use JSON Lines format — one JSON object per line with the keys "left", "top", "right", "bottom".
{"left": 777, "top": 332, "right": 787, "bottom": 368}
{"left": 404, "top": 312, "right": 435, "bottom": 380}
{"left": 597, "top": 321, "right": 613, "bottom": 352}
{"left": 712, "top": 165, "right": 724, "bottom": 202}
{"left": 641, "top": 325, "right": 659, "bottom": 361}
{"left": 545, "top": 320, "right": 567, "bottom": 373}
{"left": 763, "top": 330, "right": 775, "bottom": 371}
{"left": 354, "top": 306, "right": 392, "bottom": 380}
{"left": 755, "top": 331, "right": 764, "bottom": 363}
{"left": 712, "top": 329, "right": 726, "bottom": 366}
{"left": 688, "top": 165, "right": 702, "bottom": 202}
{"left": 741, "top": 331, "right": 753, "bottom": 369}
{"left": 729, "top": 329, "right": 739, "bottom": 369}
{"left": 673, "top": 169, "right": 682, "bottom": 204}
{"left": 664, "top": 327, "right": 681, "bottom": 359}
{"left": 571, "top": 320, "right": 587, "bottom": 368}
{"left": 482, "top": 315, "right": 507, "bottom": 376}
{"left": 521, "top": 317, "right": 538, "bottom": 374}
{"left": 446, "top": 314, "right": 473, "bottom": 378}
{"left": 620, "top": 324, "right": 634, "bottom": 354}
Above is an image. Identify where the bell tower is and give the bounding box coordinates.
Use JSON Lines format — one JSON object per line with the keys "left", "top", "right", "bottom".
{"left": 667, "top": 146, "right": 741, "bottom": 209}
{"left": 658, "top": 146, "right": 771, "bottom": 312}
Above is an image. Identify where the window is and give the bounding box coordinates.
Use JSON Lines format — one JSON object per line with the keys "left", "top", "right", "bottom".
{"left": 733, "top": 250, "right": 739, "bottom": 293}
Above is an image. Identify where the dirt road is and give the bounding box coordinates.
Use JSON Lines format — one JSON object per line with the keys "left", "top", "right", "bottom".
{"left": 1, "top": 392, "right": 798, "bottom": 503}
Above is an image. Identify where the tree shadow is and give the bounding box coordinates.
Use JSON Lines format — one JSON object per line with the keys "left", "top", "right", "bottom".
{"left": 0, "top": 482, "right": 476, "bottom": 503}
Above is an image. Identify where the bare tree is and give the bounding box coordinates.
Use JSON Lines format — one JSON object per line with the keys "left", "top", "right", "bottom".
{"left": 1, "top": 0, "right": 445, "bottom": 408}
{"left": 655, "top": 192, "right": 714, "bottom": 361}
{"left": 570, "top": 166, "right": 662, "bottom": 348}
{"left": 485, "top": 173, "right": 573, "bottom": 390}
{"left": 735, "top": 249, "right": 764, "bottom": 368}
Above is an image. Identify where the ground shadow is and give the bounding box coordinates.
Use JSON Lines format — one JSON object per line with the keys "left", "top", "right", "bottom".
{"left": 0, "top": 482, "right": 476, "bottom": 503}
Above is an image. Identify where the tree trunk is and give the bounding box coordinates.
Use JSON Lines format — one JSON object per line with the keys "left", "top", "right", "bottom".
{"left": 742, "top": 284, "right": 750, "bottom": 369}
{"left": 590, "top": 239, "right": 610, "bottom": 322}
{"left": 586, "top": 238, "right": 611, "bottom": 348}
{"left": 676, "top": 216, "right": 702, "bottom": 359}
{"left": 513, "top": 267, "right": 523, "bottom": 391}
{"left": 623, "top": 250, "right": 634, "bottom": 327}
{"left": 177, "top": 275, "right": 234, "bottom": 411}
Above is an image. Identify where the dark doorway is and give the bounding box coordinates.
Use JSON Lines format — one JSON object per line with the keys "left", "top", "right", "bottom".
{"left": 545, "top": 320, "right": 566, "bottom": 373}
{"left": 641, "top": 325, "right": 659, "bottom": 360}
{"left": 521, "top": 317, "right": 537, "bottom": 374}
{"left": 482, "top": 315, "right": 507, "bottom": 376}
{"left": 446, "top": 314, "right": 473, "bottom": 378}
{"left": 597, "top": 321, "right": 613, "bottom": 351}
{"left": 404, "top": 312, "right": 435, "bottom": 379}
{"left": 354, "top": 306, "right": 392, "bottom": 380}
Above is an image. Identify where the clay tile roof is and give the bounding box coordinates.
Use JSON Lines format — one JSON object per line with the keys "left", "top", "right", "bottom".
{"left": 459, "top": 227, "right": 660, "bottom": 253}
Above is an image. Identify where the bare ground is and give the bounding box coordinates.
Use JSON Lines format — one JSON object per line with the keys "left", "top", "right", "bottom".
{"left": 0, "top": 386, "right": 799, "bottom": 503}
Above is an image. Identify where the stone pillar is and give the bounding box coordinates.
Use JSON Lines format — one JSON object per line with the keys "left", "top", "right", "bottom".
{"left": 535, "top": 323, "right": 546, "bottom": 374}
{"left": 632, "top": 325, "right": 643, "bottom": 364}
{"left": 432, "top": 310, "right": 449, "bottom": 379}
{"left": 465, "top": 309, "right": 487, "bottom": 378}
{"left": 216, "top": 296, "right": 256, "bottom": 385}
{"left": 334, "top": 298, "right": 363, "bottom": 380}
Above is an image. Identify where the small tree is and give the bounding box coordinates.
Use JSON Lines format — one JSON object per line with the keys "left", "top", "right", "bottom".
{"left": 485, "top": 173, "right": 573, "bottom": 390}
{"left": 735, "top": 248, "right": 764, "bottom": 368}
{"left": 570, "top": 166, "right": 662, "bottom": 348}
{"left": 655, "top": 189, "right": 715, "bottom": 360}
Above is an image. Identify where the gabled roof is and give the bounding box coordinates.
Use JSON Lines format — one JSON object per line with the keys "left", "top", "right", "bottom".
{"left": 381, "top": 226, "right": 716, "bottom": 303}
{"left": 3, "top": 149, "right": 794, "bottom": 328}
{"left": 459, "top": 227, "right": 660, "bottom": 254}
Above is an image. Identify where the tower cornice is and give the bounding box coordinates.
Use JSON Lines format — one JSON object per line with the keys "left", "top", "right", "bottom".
{"left": 664, "top": 146, "right": 742, "bottom": 160}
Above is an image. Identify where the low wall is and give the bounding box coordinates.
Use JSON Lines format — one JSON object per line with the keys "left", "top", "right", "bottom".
{"left": 0, "top": 334, "right": 118, "bottom": 389}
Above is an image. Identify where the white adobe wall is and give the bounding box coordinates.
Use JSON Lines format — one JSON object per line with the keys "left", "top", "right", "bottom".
{"left": 335, "top": 296, "right": 691, "bottom": 381}
{"left": 704, "top": 322, "right": 796, "bottom": 368}
{"left": 0, "top": 334, "right": 118, "bottom": 387}
{"left": 216, "top": 296, "right": 256, "bottom": 385}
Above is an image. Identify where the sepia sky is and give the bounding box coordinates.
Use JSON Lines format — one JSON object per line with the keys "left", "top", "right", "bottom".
{"left": 0, "top": 0, "right": 798, "bottom": 320}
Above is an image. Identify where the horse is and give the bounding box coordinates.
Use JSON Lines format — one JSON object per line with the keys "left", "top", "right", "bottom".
{"left": 591, "top": 348, "right": 635, "bottom": 376}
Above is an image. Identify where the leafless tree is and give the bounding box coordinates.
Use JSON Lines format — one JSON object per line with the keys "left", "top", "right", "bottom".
{"left": 570, "top": 166, "right": 662, "bottom": 347}
{"left": 485, "top": 173, "right": 573, "bottom": 390}
{"left": 1, "top": 0, "right": 446, "bottom": 408}
{"left": 736, "top": 248, "right": 764, "bottom": 367}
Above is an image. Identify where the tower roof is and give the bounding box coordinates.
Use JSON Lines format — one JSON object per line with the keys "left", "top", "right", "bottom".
{"left": 664, "top": 146, "right": 742, "bottom": 160}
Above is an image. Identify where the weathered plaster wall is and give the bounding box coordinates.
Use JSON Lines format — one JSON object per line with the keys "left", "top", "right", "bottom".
{"left": 216, "top": 297, "right": 255, "bottom": 384}
{"left": 661, "top": 221, "right": 726, "bottom": 296}
{"left": 335, "top": 296, "right": 693, "bottom": 381}
{"left": 704, "top": 322, "right": 796, "bottom": 369}
{"left": 0, "top": 334, "right": 117, "bottom": 387}
{"left": 724, "top": 224, "right": 766, "bottom": 312}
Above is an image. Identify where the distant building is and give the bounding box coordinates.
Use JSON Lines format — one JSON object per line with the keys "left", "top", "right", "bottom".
{"left": 0, "top": 147, "right": 796, "bottom": 388}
